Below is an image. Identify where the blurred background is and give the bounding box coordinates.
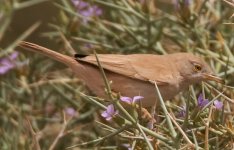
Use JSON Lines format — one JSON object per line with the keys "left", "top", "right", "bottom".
{"left": 1, "top": 0, "right": 234, "bottom": 149}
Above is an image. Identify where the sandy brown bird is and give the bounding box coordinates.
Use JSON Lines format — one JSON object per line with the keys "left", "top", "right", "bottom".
{"left": 19, "top": 41, "right": 223, "bottom": 107}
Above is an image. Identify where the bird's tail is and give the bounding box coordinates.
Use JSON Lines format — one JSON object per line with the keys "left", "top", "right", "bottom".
{"left": 18, "top": 41, "right": 78, "bottom": 67}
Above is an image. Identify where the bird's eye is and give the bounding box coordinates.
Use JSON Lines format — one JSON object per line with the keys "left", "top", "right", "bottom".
{"left": 194, "top": 64, "right": 202, "bottom": 72}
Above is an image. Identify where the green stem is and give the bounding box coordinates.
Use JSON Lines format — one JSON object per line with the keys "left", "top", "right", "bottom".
{"left": 94, "top": 51, "right": 114, "bottom": 100}
{"left": 153, "top": 81, "right": 177, "bottom": 139}
{"left": 136, "top": 123, "right": 154, "bottom": 150}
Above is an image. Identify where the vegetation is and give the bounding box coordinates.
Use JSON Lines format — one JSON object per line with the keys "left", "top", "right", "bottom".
{"left": 1, "top": 0, "right": 234, "bottom": 149}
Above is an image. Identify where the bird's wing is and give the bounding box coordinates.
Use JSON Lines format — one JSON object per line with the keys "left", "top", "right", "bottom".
{"left": 75, "top": 54, "right": 173, "bottom": 85}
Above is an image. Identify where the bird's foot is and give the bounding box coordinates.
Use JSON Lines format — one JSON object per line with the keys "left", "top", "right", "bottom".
{"left": 141, "top": 108, "right": 156, "bottom": 129}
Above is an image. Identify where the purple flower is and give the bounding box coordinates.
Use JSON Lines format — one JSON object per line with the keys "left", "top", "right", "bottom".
{"left": 71, "top": 0, "right": 88, "bottom": 9}
{"left": 214, "top": 100, "right": 223, "bottom": 110}
{"left": 101, "top": 104, "right": 118, "bottom": 121}
{"left": 84, "top": 43, "right": 93, "bottom": 49}
{"left": 178, "top": 106, "right": 186, "bottom": 118}
{"left": 71, "top": 0, "right": 102, "bottom": 23}
{"left": 184, "top": 0, "right": 191, "bottom": 6}
{"left": 0, "top": 52, "right": 19, "bottom": 75}
{"left": 65, "top": 107, "right": 76, "bottom": 117}
{"left": 174, "top": 0, "right": 191, "bottom": 10}
{"left": 122, "top": 143, "right": 132, "bottom": 150}
{"left": 139, "top": 0, "right": 145, "bottom": 4}
{"left": 197, "top": 94, "right": 209, "bottom": 108}
{"left": 120, "top": 96, "right": 144, "bottom": 104}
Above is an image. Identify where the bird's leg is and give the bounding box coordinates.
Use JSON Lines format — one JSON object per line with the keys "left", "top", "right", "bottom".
{"left": 148, "top": 105, "right": 158, "bottom": 129}
{"left": 141, "top": 108, "right": 153, "bottom": 120}
{"left": 140, "top": 107, "right": 156, "bottom": 129}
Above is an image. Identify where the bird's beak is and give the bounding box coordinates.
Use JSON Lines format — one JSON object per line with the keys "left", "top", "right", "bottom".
{"left": 202, "top": 73, "right": 224, "bottom": 84}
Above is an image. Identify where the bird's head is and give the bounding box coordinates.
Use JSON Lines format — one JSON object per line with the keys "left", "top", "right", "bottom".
{"left": 171, "top": 53, "right": 224, "bottom": 84}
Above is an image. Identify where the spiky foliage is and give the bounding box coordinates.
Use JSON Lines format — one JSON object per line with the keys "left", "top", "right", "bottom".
{"left": 1, "top": 0, "right": 234, "bottom": 149}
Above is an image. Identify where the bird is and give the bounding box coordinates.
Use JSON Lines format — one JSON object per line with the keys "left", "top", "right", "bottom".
{"left": 19, "top": 41, "right": 223, "bottom": 107}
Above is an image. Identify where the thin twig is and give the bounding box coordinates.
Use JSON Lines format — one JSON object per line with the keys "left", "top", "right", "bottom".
{"left": 153, "top": 80, "right": 177, "bottom": 138}
{"left": 26, "top": 117, "right": 41, "bottom": 150}
{"left": 205, "top": 105, "right": 213, "bottom": 150}
{"left": 168, "top": 113, "right": 194, "bottom": 147}
{"left": 49, "top": 111, "right": 68, "bottom": 150}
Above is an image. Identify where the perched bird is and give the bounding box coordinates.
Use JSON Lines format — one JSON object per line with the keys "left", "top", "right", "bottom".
{"left": 19, "top": 41, "right": 223, "bottom": 107}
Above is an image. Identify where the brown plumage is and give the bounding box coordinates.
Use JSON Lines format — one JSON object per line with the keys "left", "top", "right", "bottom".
{"left": 19, "top": 41, "right": 223, "bottom": 107}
